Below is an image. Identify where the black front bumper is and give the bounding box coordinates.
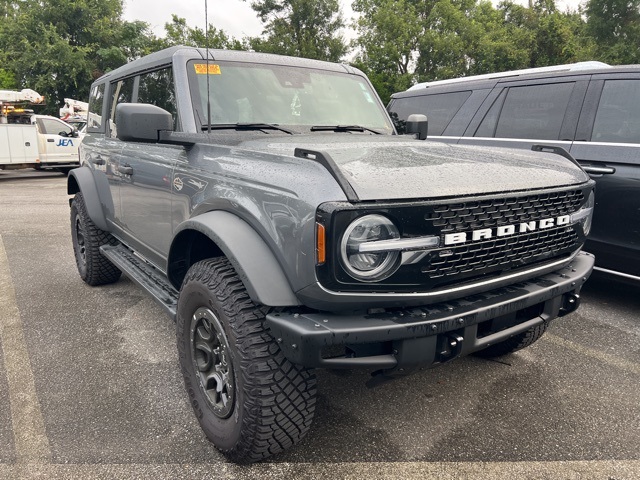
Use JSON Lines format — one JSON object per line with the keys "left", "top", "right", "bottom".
{"left": 266, "top": 252, "right": 594, "bottom": 370}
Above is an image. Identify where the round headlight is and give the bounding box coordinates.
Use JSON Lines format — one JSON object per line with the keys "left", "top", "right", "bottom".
{"left": 340, "top": 214, "right": 401, "bottom": 281}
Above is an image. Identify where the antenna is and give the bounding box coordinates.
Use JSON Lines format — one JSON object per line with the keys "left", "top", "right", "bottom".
{"left": 205, "top": 0, "right": 211, "bottom": 134}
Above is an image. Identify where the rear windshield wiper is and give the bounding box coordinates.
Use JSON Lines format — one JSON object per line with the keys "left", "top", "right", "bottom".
{"left": 201, "top": 123, "right": 297, "bottom": 135}
{"left": 310, "top": 125, "right": 382, "bottom": 134}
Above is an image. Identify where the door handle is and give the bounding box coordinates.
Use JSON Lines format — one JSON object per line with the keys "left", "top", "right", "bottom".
{"left": 118, "top": 165, "right": 133, "bottom": 175}
{"left": 582, "top": 165, "right": 616, "bottom": 175}
{"left": 47, "top": 139, "right": 55, "bottom": 143}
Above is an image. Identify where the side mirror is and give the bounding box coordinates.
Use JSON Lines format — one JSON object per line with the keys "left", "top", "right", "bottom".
{"left": 115, "top": 103, "right": 173, "bottom": 143}
{"left": 405, "top": 114, "right": 428, "bottom": 140}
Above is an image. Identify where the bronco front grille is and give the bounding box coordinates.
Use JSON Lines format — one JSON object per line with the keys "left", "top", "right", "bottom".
{"left": 424, "top": 227, "right": 579, "bottom": 279}
{"left": 317, "top": 186, "right": 590, "bottom": 293}
{"left": 421, "top": 190, "right": 584, "bottom": 281}
{"left": 424, "top": 189, "right": 584, "bottom": 233}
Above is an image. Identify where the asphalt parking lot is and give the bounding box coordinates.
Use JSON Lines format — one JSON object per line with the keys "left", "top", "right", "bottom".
{"left": 0, "top": 169, "right": 638, "bottom": 479}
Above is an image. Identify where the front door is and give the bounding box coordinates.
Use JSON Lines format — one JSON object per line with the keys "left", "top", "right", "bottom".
{"left": 118, "top": 143, "right": 182, "bottom": 269}
{"left": 35, "top": 116, "right": 80, "bottom": 164}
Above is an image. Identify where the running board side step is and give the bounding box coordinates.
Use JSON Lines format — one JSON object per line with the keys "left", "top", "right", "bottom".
{"left": 100, "top": 244, "right": 178, "bottom": 320}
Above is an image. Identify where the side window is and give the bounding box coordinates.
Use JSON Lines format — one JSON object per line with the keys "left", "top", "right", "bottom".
{"left": 475, "top": 89, "right": 507, "bottom": 137}
{"left": 87, "top": 83, "right": 105, "bottom": 132}
{"left": 592, "top": 80, "right": 640, "bottom": 144}
{"left": 138, "top": 67, "right": 178, "bottom": 129}
{"left": 37, "top": 117, "right": 73, "bottom": 136}
{"left": 109, "top": 76, "right": 135, "bottom": 138}
{"left": 389, "top": 91, "right": 471, "bottom": 135}
{"left": 492, "top": 83, "right": 574, "bottom": 140}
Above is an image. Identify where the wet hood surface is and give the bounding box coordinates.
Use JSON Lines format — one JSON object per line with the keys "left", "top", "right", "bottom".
{"left": 235, "top": 134, "right": 590, "bottom": 201}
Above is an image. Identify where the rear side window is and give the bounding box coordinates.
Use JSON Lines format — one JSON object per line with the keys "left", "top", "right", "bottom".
{"left": 138, "top": 67, "right": 178, "bottom": 129}
{"left": 87, "top": 83, "right": 105, "bottom": 132}
{"left": 592, "top": 80, "right": 640, "bottom": 144}
{"left": 108, "top": 77, "right": 135, "bottom": 138}
{"left": 389, "top": 91, "right": 471, "bottom": 135}
{"left": 486, "top": 83, "right": 574, "bottom": 140}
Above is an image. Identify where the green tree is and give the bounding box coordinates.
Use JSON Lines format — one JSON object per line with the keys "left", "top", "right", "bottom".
{"left": 162, "top": 15, "right": 246, "bottom": 50}
{"left": 247, "top": 0, "right": 348, "bottom": 61}
{"left": 415, "top": 0, "right": 482, "bottom": 80}
{"left": 0, "top": 0, "right": 160, "bottom": 113}
{"left": 496, "top": 0, "right": 595, "bottom": 68}
{"left": 586, "top": 0, "right": 640, "bottom": 63}
{"left": 467, "top": 1, "right": 532, "bottom": 75}
{"left": 0, "top": 69, "right": 18, "bottom": 89}
{"left": 353, "top": 0, "right": 593, "bottom": 103}
{"left": 352, "top": 0, "right": 421, "bottom": 103}
{"left": 96, "top": 20, "right": 164, "bottom": 76}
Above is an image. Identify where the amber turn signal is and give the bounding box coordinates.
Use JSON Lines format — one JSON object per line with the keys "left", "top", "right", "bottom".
{"left": 316, "top": 223, "right": 326, "bottom": 265}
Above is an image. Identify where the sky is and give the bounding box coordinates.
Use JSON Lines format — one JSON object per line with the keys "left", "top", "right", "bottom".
{"left": 122, "top": 0, "right": 289, "bottom": 40}
{"left": 122, "top": 0, "right": 584, "bottom": 42}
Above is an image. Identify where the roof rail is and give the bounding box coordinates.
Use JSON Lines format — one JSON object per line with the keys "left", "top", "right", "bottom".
{"left": 407, "top": 61, "right": 611, "bottom": 91}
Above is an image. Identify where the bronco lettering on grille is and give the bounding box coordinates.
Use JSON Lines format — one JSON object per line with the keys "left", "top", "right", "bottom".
{"left": 443, "top": 215, "right": 571, "bottom": 246}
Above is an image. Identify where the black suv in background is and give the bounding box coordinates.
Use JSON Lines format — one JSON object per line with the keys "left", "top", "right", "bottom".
{"left": 388, "top": 62, "right": 640, "bottom": 281}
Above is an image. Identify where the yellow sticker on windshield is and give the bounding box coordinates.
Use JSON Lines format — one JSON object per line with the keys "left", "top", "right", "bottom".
{"left": 194, "top": 64, "right": 221, "bottom": 75}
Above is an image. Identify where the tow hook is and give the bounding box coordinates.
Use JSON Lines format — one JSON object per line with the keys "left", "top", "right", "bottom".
{"left": 559, "top": 292, "right": 580, "bottom": 317}
{"left": 437, "top": 334, "right": 464, "bottom": 362}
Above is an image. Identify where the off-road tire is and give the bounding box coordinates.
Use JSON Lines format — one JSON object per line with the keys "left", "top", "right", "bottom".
{"left": 475, "top": 321, "right": 548, "bottom": 358}
{"left": 70, "top": 192, "right": 121, "bottom": 286}
{"left": 176, "top": 258, "right": 317, "bottom": 464}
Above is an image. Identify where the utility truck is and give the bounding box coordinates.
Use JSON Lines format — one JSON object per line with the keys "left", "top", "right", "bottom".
{"left": 60, "top": 98, "right": 89, "bottom": 133}
{"left": 0, "top": 89, "right": 81, "bottom": 172}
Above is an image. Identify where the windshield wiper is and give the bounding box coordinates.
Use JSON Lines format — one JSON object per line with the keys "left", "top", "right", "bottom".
{"left": 310, "top": 125, "right": 383, "bottom": 135}
{"left": 201, "top": 123, "right": 297, "bottom": 135}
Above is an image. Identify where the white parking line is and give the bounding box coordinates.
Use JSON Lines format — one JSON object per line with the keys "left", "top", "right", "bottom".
{"left": 0, "top": 235, "right": 51, "bottom": 464}
{"left": 0, "top": 460, "right": 638, "bottom": 479}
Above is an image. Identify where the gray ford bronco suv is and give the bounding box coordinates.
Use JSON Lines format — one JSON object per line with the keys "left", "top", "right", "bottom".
{"left": 68, "top": 46, "right": 595, "bottom": 463}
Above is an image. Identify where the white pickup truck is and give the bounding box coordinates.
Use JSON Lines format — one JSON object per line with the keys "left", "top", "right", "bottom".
{"left": 0, "top": 113, "right": 81, "bottom": 173}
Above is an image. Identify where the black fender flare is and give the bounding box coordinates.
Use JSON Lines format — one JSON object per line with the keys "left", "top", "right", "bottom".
{"left": 170, "top": 211, "right": 300, "bottom": 307}
{"left": 67, "top": 167, "right": 108, "bottom": 231}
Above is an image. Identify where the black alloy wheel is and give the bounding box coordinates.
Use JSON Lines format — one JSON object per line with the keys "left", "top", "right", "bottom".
{"left": 69, "top": 193, "right": 121, "bottom": 286}
{"left": 191, "top": 307, "right": 235, "bottom": 419}
{"left": 176, "top": 257, "right": 317, "bottom": 463}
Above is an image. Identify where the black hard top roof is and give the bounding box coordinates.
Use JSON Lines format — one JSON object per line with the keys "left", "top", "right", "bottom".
{"left": 95, "top": 46, "right": 357, "bottom": 83}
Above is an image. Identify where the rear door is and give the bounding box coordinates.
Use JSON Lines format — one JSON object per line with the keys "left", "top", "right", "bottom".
{"left": 570, "top": 74, "right": 640, "bottom": 277}
{"left": 80, "top": 82, "right": 123, "bottom": 229}
{"left": 457, "top": 75, "right": 590, "bottom": 153}
{"left": 100, "top": 76, "right": 136, "bottom": 232}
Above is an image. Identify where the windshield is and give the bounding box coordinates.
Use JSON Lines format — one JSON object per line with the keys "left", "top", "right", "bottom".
{"left": 187, "top": 60, "right": 394, "bottom": 134}
{"left": 67, "top": 119, "right": 87, "bottom": 133}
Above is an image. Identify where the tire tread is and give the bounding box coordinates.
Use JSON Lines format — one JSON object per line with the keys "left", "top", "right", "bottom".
{"left": 71, "top": 193, "right": 121, "bottom": 286}
{"left": 179, "top": 258, "right": 316, "bottom": 463}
